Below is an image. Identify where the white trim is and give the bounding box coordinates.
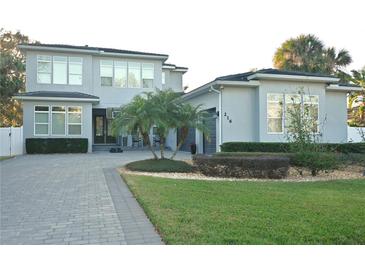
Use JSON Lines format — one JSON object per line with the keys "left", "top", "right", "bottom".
{"left": 19, "top": 44, "right": 168, "bottom": 60}
{"left": 215, "top": 80, "right": 260, "bottom": 87}
{"left": 209, "top": 86, "right": 222, "bottom": 151}
{"left": 247, "top": 73, "right": 339, "bottom": 83}
{"left": 14, "top": 96, "right": 99, "bottom": 103}
{"left": 326, "top": 85, "right": 363, "bottom": 92}
{"left": 34, "top": 105, "right": 50, "bottom": 136}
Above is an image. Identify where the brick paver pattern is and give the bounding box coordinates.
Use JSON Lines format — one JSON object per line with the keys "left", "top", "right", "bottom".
{"left": 0, "top": 151, "right": 190, "bottom": 245}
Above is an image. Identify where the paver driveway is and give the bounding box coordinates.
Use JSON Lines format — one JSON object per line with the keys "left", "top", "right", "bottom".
{"left": 0, "top": 151, "right": 191, "bottom": 244}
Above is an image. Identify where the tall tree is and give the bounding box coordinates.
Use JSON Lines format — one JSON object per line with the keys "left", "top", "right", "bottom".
{"left": 273, "top": 34, "right": 352, "bottom": 75}
{"left": 0, "top": 29, "right": 35, "bottom": 127}
{"left": 347, "top": 67, "right": 365, "bottom": 126}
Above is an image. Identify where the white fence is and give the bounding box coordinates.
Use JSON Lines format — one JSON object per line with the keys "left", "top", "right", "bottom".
{"left": 0, "top": 127, "right": 23, "bottom": 156}
{"left": 348, "top": 127, "right": 365, "bottom": 143}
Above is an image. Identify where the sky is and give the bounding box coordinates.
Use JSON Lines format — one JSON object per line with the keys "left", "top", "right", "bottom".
{"left": 1, "top": 0, "right": 364, "bottom": 91}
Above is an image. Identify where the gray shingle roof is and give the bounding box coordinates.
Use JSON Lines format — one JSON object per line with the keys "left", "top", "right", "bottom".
{"left": 19, "top": 43, "right": 168, "bottom": 57}
{"left": 17, "top": 91, "right": 99, "bottom": 99}
{"left": 215, "top": 68, "right": 338, "bottom": 81}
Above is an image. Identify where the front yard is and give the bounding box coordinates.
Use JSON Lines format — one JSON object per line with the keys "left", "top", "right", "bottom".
{"left": 123, "top": 174, "right": 365, "bottom": 244}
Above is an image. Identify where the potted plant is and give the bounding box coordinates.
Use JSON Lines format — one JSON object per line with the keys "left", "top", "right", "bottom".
{"left": 190, "top": 143, "right": 197, "bottom": 155}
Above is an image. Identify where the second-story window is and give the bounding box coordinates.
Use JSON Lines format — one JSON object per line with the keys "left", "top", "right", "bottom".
{"left": 114, "top": 61, "right": 127, "bottom": 88}
{"left": 53, "top": 56, "right": 67, "bottom": 84}
{"left": 162, "top": 72, "right": 166, "bottom": 85}
{"left": 37, "top": 55, "right": 52, "bottom": 84}
{"left": 100, "top": 60, "right": 113, "bottom": 86}
{"left": 128, "top": 62, "right": 141, "bottom": 88}
{"left": 69, "top": 57, "right": 83, "bottom": 85}
{"left": 142, "top": 63, "right": 154, "bottom": 88}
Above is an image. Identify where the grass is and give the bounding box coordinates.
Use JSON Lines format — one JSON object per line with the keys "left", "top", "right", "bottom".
{"left": 125, "top": 159, "right": 193, "bottom": 173}
{"left": 123, "top": 174, "right": 365, "bottom": 244}
{"left": 0, "top": 156, "right": 14, "bottom": 161}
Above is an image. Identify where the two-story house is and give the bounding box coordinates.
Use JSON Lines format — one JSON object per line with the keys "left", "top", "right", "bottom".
{"left": 14, "top": 44, "right": 187, "bottom": 152}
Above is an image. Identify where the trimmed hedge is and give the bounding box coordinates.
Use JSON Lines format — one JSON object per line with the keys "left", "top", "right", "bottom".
{"left": 126, "top": 159, "right": 193, "bottom": 173}
{"left": 26, "top": 138, "right": 88, "bottom": 154}
{"left": 221, "top": 142, "right": 365, "bottom": 154}
{"left": 193, "top": 154, "right": 290, "bottom": 179}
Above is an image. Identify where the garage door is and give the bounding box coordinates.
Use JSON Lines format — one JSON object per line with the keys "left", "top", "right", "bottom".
{"left": 203, "top": 108, "right": 217, "bottom": 155}
{"left": 177, "top": 127, "right": 196, "bottom": 152}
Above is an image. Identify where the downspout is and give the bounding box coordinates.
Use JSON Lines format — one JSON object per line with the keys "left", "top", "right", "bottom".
{"left": 209, "top": 85, "right": 223, "bottom": 152}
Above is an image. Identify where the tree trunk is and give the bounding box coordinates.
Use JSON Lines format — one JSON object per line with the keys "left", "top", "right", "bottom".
{"left": 170, "top": 127, "right": 189, "bottom": 160}
{"left": 142, "top": 132, "right": 158, "bottom": 160}
{"left": 159, "top": 136, "right": 166, "bottom": 159}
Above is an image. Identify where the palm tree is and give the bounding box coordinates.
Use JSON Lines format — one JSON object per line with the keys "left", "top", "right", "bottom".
{"left": 147, "top": 89, "right": 181, "bottom": 159}
{"left": 111, "top": 94, "right": 159, "bottom": 159}
{"left": 348, "top": 67, "right": 365, "bottom": 125}
{"left": 273, "top": 34, "right": 352, "bottom": 75}
{"left": 170, "top": 103, "right": 209, "bottom": 160}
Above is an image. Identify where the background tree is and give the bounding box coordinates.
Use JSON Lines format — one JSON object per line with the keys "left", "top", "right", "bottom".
{"left": 0, "top": 29, "right": 36, "bottom": 127}
{"left": 347, "top": 67, "right": 365, "bottom": 126}
{"left": 273, "top": 34, "right": 352, "bottom": 76}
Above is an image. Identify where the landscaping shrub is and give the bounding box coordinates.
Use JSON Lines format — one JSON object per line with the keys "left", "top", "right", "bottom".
{"left": 221, "top": 142, "right": 365, "bottom": 154}
{"left": 193, "top": 155, "right": 290, "bottom": 179}
{"left": 26, "top": 138, "right": 88, "bottom": 154}
{"left": 126, "top": 159, "right": 194, "bottom": 173}
{"left": 291, "top": 152, "right": 339, "bottom": 176}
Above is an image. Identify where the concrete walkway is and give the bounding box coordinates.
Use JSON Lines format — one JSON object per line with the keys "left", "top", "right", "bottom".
{"left": 0, "top": 151, "right": 191, "bottom": 244}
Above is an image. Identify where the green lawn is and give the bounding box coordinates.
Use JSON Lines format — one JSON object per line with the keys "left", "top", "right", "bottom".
{"left": 123, "top": 174, "right": 365, "bottom": 244}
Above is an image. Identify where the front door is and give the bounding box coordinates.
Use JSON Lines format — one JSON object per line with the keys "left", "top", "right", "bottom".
{"left": 93, "top": 109, "right": 117, "bottom": 144}
{"left": 94, "top": 115, "right": 105, "bottom": 144}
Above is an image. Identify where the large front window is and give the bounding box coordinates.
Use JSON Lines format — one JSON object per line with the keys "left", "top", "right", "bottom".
{"left": 37, "top": 56, "right": 52, "bottom": 84}
{"left": 34, "top": 105, "right": 82, "bottom": 136}
{"left": 100, "top": 60, "right": 113, "bottom": 86}
{"left": 128, "top": 62, "right": 141, "bottom": 88}
{"left": 34, "top": 106, "right": 49, "bottom": 135}
{"left": 142, "top": 63, "right": 154, "bottom": 88}
{"left": 37, "top": 55, "right": 83, "bottom": 85}
{"left": 267, "top": 93, "right": 319, "bottom": 134}
{"left": 68, "top": 106, "right": 82, "bottom": 135}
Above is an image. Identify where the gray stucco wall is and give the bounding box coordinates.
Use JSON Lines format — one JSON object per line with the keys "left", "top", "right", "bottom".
{"left": 184, "top": 80, "right": 349, "bottom": 152}
{"left": 22, "top": 100, "right": 93, "bottom": 152}
{"left": 162, "top": 69, "right": 184, "bottom": 92}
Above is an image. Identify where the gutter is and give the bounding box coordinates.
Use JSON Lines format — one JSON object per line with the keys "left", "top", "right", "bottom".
{"left": 13, "top": 95, "right": 100, "bottom": 104}
{"left": 209, "top": 85, "right": 223, "bottom": 152}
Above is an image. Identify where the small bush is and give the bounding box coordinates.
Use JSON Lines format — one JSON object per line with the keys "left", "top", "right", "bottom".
{"left": 193, "top": 155, "right": 290, "bottom": 179}
{"left": 26, "top": 138, "right": 88, "bottom": 154}
{"left": 221, "top": 142, "right": 365, "bottom": 154}
{"left": 126, "top": 159, "right": 193, "bottom": 173}
{"left": 291, "top": 152, "right": 339, "bottom": 176}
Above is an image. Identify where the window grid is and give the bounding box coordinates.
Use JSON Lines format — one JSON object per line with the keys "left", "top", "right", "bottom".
{"left": 67, "top": 106, "right": 82, "bottom": 136}
{"left": 34, "top": 105, "right": 50, "bottom": 136}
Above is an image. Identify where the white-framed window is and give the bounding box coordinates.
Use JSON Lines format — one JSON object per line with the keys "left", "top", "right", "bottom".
{"left": 114, "top": 61, "right": 127, "bottom": 88}
{"left": 142, "top": 63, "right": 154, "bottom": 88}
{"left": 303, "top": 95, "right": 319, "bottom": 133}
{"left": 284, "top": 94, "right": 302, "bottom": 131}
{"left": 69, "top": 57, "right": 83, "bottom": 85}
{"left": 67, "top": 106, "right": 82, "bottom": 135}
{"left": 34, "top": 105, "right": 50, "bottom": 135}
{"left": 51, "top": 106, "right": 66, "bottom": 135}
{"left": 128, "top": 62, "right": 141, "bottom": 88}
{"left": 52, "top": 56, "right": 67, "bottom": 84}
{"left": 162, "top": 71, "right": 166, "bottom": 85}
{"left": 37, "top": 56, "right": 52, "bottom": 84}
{"left": 267, "top": 94, "right": 284, "bottom": 133}
{"left": 267, "top": 93, "right": 320, "bottom": 134}
{"left": 100, "top": 60, "right": 113, "bottom": 86}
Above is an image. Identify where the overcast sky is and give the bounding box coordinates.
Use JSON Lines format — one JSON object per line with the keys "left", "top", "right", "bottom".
{"left": 1, "top": 0, "right": 364, "bottom": 91}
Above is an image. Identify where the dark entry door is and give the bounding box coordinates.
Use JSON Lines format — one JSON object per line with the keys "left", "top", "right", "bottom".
{"left": 203, "top": 108, "right": 217, "bottom": 155}
{"left": 94, "top": 115, "right": 105, "bottom": 144}
{"left": 177, "top": 127, "right": 196, "bottom": 152}
{"left": 93, "top": 109, "right": 116, "bottom": 144}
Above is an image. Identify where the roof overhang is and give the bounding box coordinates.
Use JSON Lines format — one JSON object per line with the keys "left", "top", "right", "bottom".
{"left": 182, "top": 80, "right": 260, "bottom": 100}
{"left": 162, "top": 64, "right": 188, "bottom": 73}
{"left": 13, "top": 95, "right": 100, "bottom": 104}
{"left": 326, "top": 85, "right": 363, "bottom": 92}
{"left": 18, "top": 45, "right": 169, "bottom": 61}
{"left": 247, "top": 73, "right": 339, "bottom": 83}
